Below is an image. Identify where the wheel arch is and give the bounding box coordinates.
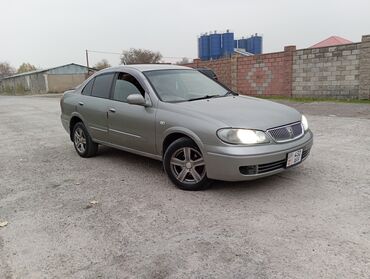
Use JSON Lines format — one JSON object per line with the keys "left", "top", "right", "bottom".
{"left": 161, "top": 128, "right": 205, "bottom": 157}
{"left": 69, "top": 112, "right": 86, "bottom": 141}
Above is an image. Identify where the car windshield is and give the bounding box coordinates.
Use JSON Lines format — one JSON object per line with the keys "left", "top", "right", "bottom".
{"left": 144, "top": 69, "right": 228, "bottom": 102}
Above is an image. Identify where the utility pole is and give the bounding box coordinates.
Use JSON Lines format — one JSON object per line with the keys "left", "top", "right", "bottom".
{"left": 85, "top": 50, "right": 90, "bottom": 75}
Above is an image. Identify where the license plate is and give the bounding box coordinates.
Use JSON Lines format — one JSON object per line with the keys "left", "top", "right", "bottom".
{"left": 286, "top": 149, "right": 303, "bottom": 167}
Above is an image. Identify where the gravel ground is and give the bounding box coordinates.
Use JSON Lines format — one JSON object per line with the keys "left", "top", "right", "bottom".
{"left": 0, "top": 95, "right": 369, "bottom": 279}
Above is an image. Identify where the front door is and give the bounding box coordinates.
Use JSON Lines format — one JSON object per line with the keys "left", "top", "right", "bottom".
{"left": 107, "top": 72, "right": 156, "bottom": 155}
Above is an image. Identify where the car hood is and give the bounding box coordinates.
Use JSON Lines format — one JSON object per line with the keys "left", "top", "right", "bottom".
{"left": 172, "top": 95, "right": 302, "bottom": 131}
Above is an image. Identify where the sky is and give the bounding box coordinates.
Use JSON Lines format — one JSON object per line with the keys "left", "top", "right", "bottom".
{"left": 1, "top": 0, "right": 369, "bottom": 69}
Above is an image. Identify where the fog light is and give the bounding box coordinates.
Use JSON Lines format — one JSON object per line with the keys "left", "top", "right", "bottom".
{"left": 239, "top": 165, "right": 257, "bottom": 175}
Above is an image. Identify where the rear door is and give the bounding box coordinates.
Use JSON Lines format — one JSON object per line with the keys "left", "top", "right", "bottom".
{"left": 77, "top": 73, "right": 114, "bottom": 142}
{"left": 106, "top": 72, "right": 156, "bottom": 155}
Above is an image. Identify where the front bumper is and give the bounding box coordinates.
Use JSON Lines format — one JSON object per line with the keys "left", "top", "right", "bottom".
{"left": 203, "top": 130, "right": 313, "bottom": 181}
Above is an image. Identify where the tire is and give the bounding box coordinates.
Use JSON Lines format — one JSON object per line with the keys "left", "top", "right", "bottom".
{"left": 164, "top": 137, "right": 211, "bottom": 190}
{"left": 72, "top": 122, "right": 98, "bottom": 158}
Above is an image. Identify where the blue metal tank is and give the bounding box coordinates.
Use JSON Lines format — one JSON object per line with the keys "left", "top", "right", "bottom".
{"left": 246, "top": 37, "right": 253, "bottom": 53}
{"left": 198, "top": 35, "right": 210, "bottom": 60}
{"left": 237, "top": 38, "right": 247, "bottom": 50}
{"left": 247, "top": 34, "right": 262, "bottom": 54}
{"left": 221, "top": 31, "right": 234, "bottom": 57}
{"left": 234, "top": 40, "right": 238, "bottom": 48}
{"left": 252, "top": 35, "right": 263, "bottom": 54}
{"left": 209, "top": 32, "right": 222, "bottom": 60}
{"left": 198, "top": 37, "right": 201, "bottom": 59}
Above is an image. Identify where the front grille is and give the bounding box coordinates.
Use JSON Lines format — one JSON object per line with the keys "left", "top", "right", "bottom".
{"left": 239, "top": 148, "right": 311, "bottom": 175}
{"left": 239, "top": 159, "right": 285, "bottom": 175}
{"left": 267, "top": 122, "right": 304, "bottom": 143}
{"left": 258, "top": 159, "right": 286, "bottom": 173}
{"left": 302, "top": 148, "right": 310, "bottom": 159}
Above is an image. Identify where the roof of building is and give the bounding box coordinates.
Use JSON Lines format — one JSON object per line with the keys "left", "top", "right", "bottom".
{"left": 1, "top": 63, "right": 93, "bottom": 80}
{"left": 234, "top": 49, "right": 254, "bottom": 56}
{"left": 310, "top": 36, "right": 353, "bottom": 48}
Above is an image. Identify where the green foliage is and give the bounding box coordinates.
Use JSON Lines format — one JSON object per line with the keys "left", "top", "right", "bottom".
{"left": 120, "top": 48, "right": 162, "bottom": 65}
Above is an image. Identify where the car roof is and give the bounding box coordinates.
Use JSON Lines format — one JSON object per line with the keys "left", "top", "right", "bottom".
{"left": 105, "top": 64, "right": 192, "bottom": 73}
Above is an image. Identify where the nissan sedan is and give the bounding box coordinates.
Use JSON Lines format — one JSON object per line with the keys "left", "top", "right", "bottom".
{"left": 60, "top": 64, "right": 313, "bottom": 190}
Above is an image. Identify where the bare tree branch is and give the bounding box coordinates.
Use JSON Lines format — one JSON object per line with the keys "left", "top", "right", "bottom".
{"left": 120, "top": 48, "right": 163, "bottom": 65}
{"left": 17, "top": 63, "right": 37, "bottom": 74}
{"left": 94, "top": 59, "right": 111, "bottom": 70}
{"left": 176, "top": 57, "right": 190, "bottom": 65}
{"left": 0, "top": 62, "right": 16, "bottom": 79}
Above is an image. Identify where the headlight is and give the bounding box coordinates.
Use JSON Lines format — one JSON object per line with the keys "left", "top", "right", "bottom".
{"left": 217, "top": 129, "right": 270, "bottom": 145}
{"left": 301, "top": 115, "right": 309, "bottom": 131}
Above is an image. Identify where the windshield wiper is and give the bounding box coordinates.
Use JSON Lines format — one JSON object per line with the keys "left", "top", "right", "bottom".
{"left": 188, "top": 95, "right": 221, "bottom": 101}
{"left": 224, "top": 90, "right": 238, "bottom": 96}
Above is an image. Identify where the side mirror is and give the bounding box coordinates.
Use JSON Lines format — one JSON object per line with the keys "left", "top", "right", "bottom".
{"left": 127, "top": 94, "right": 147, "bottom": 106}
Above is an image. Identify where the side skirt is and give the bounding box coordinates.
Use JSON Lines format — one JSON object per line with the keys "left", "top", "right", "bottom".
{"left": 93, "top": 139, "right": 162, "bottom": 161}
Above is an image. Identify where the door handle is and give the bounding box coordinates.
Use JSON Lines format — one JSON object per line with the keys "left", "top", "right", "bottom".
{"left": 109, "top": 108, "right": 116, "bottom": 113}
{"left": 78, "top": 102, "right": 84, "bottom": 106}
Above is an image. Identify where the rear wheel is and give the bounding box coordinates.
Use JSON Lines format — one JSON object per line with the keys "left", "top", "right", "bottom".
{"left": 72, "top": 122, "right": 98, "bottom": 158}
{"left": 164, "top": 137, "right": 211, "bottom": 190}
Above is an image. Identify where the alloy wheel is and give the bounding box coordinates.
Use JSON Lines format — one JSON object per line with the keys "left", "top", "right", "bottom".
{"left": 74, "top": 127, "right": 87, "bottom": 154}
{"left": 170, "top": 147, "right": 206, "bottom": 184}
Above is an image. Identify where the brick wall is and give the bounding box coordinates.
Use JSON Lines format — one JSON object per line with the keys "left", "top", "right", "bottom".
{"left": 292, "top": 43, "right": 361, "bottom": 99}
{"left": 185, "top": 34, "right": 370, "bottom": 100}
{"left": 189, "top": 57, "right": 232, "bottom": 88}
{"left": 236, "top": 46, "right": 295, "bottom": 97}
{"left": 187, "top": 46, "right": 295, "bottom": 97}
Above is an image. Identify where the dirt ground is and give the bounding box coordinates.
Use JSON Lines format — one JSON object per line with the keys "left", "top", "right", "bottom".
{"left": 0, "top": 95, "right": 369, "bottom": 278}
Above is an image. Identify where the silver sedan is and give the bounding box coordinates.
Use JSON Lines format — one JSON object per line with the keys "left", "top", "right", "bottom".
{"left": 60, "top": 64, "right": 313, "bottom": 190}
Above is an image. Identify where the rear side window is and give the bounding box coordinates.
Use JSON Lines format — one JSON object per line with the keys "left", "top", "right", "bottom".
{"left": 82, "top": 78, "right": 94, "bottom": 95}
{"left": 113, "top": 72, "right": 145, "bottom": 102}
{"left": 91, "top": 73, "right": 114, "bottom": 99}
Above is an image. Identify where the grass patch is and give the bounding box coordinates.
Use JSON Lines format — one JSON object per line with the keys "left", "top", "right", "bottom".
{"left": 256, "top": 96, "right": 370, "bottom": 104}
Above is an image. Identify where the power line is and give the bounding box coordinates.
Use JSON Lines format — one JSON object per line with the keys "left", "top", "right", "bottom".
{"left": 87, "top": 50, "right": 122, "bottom": 55}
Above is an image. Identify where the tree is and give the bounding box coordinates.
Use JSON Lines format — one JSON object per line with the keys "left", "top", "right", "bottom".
{"left": 120, "top": 48, "right": 162, "bottom": 65}
{"left": 17, "top": 63, "right": 37, "bottom": 73}
{"left": 94, "top": 59, "right": 111, "bottom": 70}
{"left": 0, "top": 62, "right": 15, "bottom": 79}
{"left": 176, "top": 57, "right": 190, "bottom": 65}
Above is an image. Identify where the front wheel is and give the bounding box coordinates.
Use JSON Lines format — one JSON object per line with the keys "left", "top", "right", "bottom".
{"left": 164, "top": 137, "right": 211, "bottom": 190}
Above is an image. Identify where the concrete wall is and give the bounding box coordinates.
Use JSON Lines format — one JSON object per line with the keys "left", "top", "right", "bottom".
{"left": 0, "top": 73, "right": 87, "bottom": 94}
{"left": 292, "top": 43, "right": 360, "bottom": 99}
{"left": 185, "top": 34, "right": 370, "bottom": 100}
{"left": 359, "top": 35, "right": 370, "bottom": 99}
{"left": 47, "top": 74, "right": 86, "bottom": 93}
{"left": 0, "top": 73, "right": 46, "bottom": 94}
{"left": 0, "top": 64, "right": 91, "bottom": 94}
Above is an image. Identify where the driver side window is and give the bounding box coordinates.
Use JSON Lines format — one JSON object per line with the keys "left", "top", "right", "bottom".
{"left": 112, "top": 72, "right": 145, "bottom": 102}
